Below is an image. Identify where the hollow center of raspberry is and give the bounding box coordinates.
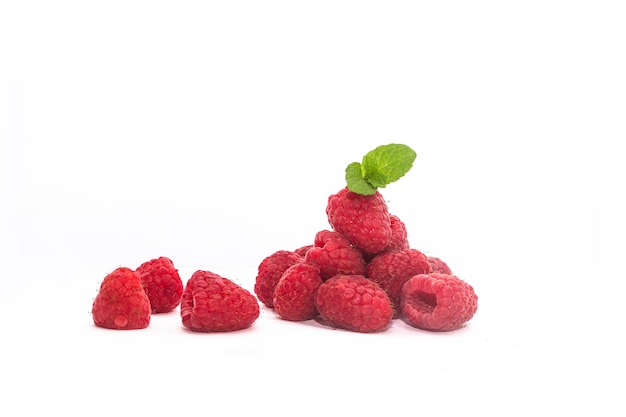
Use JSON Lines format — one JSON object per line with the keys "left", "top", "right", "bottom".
{"left": 413, "top": 291, "right": 437, "bottom": 313}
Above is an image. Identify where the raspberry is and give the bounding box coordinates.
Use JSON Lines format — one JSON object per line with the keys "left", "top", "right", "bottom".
{"left": 315, "top": 275, "right": 393, "bottom": 333}
{"left": 427, "top": 256, "right": 453, "bottom": 275}
{"left": 400, "top": 273, "right": 478, "bottom": 331}
{"left": 181, "top": 270, "right": 260, "bottom": 332}
{"left": 326, "top": 187, "right": 391, "bottom": 256}
{"left": 294, "top": 244, "right": 314, "bottom": 257}
{"left": 135, "top": 256, "right": 183, "bottom": 313}
{"left": 254, "top": 250, "right": 303, "bottom": 308}
{"left": 386, "top": 214, "right": 410, "bottom": 253}
{"left": 304, "top": 230, "right": 366, "bottom": 280}
{"left": 365, "top": 248, "right": 432, "bottom": 311}
{"left": 92, "top": 267, "right": 151, "bottom": 330}
{"left": 273, "top": 261, "right": 323, "bottom": 321}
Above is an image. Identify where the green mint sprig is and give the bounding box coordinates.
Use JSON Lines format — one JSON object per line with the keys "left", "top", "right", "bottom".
{"left": 345, "top": 143, "right": 417, "bottom": 195}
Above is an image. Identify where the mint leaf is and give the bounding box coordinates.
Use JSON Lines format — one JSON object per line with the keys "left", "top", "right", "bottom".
{"left": 345, "top": 162, "right": 377, "bottom": 195}
{"left": 344, "top": 143, "right": 417, "bottom": 195}
{"left": 362, "top": 144, "right": 416, "bottom": 189}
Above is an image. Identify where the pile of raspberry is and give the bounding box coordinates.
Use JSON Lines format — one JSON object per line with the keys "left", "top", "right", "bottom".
{"left": 91, "top": 144, "right": 476, "bottom": 334}
{"left": 254, "top": 187, "right": 478, "bottom": 333}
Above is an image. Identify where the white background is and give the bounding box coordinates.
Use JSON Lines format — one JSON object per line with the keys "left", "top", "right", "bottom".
{"left": 1, "top": 1, "right": 622, "bottom": 415}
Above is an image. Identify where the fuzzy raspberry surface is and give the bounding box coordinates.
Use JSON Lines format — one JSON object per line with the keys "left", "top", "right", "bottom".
{"left": 273, "top": 261, "right": 323, "bottom": 321}
{"left": 427, "top": 256, "right": 453, "bottom": 275}
{"left": 92, "top": 267, "right": 151, "bottom": 330}
{"left": 401, "top": 273, "right": 478, "bottom": 331}
{"left": 326, "top": 187, "right": 391, "bottom": 256}
{"left": 135, "top": 256, "right": 183, "bottom": 313}
{"left": 254, "top": 250, "right": 303, "bottom": 308}
{"left": 181, "top": 270, "right": 260, "bottom": 332}
{"left": 366, "top": 248, "right": 432, "bottom": 310}
{"left": 304, "top": 230, "right": 366, "bottom": 280}
{"left": 315, "top": 275, "right": 393, "bottom": 333}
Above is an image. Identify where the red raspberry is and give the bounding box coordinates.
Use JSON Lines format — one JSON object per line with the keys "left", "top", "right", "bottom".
{"left": 304, "top": 230, "right": 366, "bottom": 280}
{"left": 427, "top": 256, "right": 453, "bottom": 275}
{"left": 400, "top": 273, "right": 478, "bottom": 331}
{"left": 254, "top": 250, "right": 303, "bottom": 308}
{"left": 386, "top": 214, "right": 410, "bottom": 253}
{"left": 315, "top": 275, "right": 393, "bottom": 333}
{"left": 135, "top": 256, "right": 183, "bottom": 313}
{"left": 365, "top": 248, "right": 432, "bottom": 310}
{"left": 92, "top": 267, "right": 151, "bottom": 330}
{"left": 326, "top": 187, "right": 391, "bottom": 256}
{"left": 273, "top": 261, "right": 323, "bottom": 321}
{"left": 294, "top": 244, "right": 314, "bottom": 257}
{"left": 181, "top": 270, "right": 260, "bottom": 332}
